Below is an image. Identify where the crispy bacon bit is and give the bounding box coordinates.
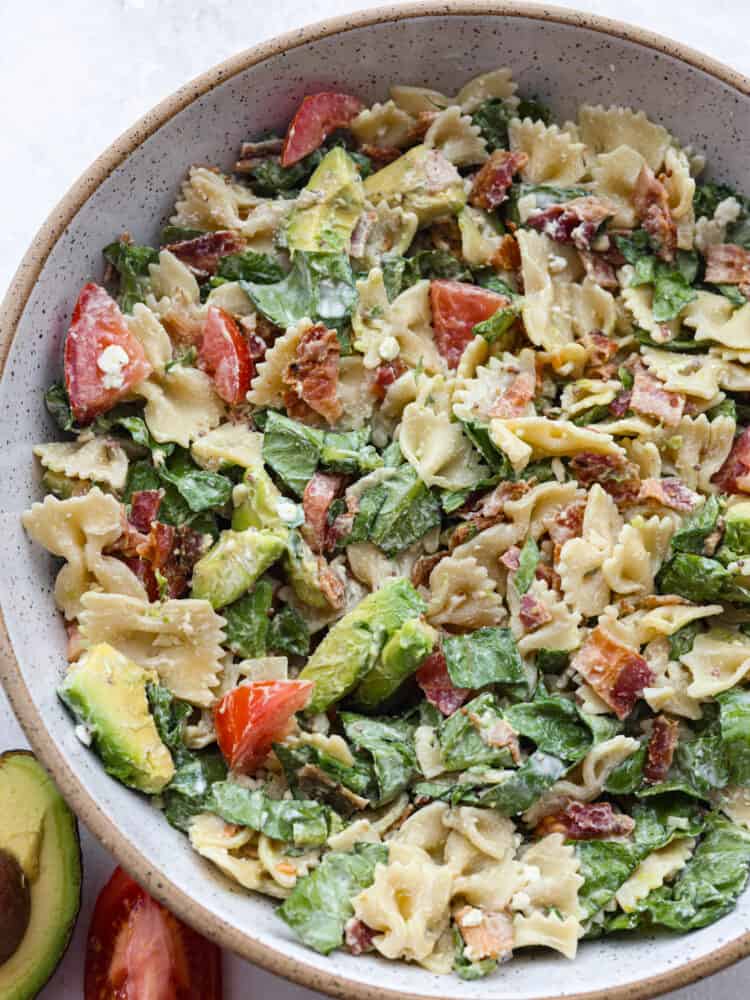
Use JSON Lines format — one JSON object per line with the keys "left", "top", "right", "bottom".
{"left": 137, "top": 521, "right": 175, "bottom": 569}
{"left": 534, "top": 562, "right": 562, "bottom": 593}
{"left": 500, "top": 546, "right": 521, "bottom": 572}
{"left": 638, "top": 477, "right": 700, "bottom": 512}
{"left": 160, "top": 298, "right": 205, "bottom": 346}
{"left": 535, "top": 801, "right": 636, "bottom": 840}
{"left": 411, "top": 551, "right": 448, "bottom": 588}
{"left": 121, "top": 555, "right": 160, "bottom": 602}
{"left": 644, "top": 715, "right": 680, "bottom": 784}
{"left": 488, "top": 372, "right": 536, "bottom": 418}
{"left": 454, "top": 907, "right": 514, "bottom": 963}
{"left": 283, "top": 323, "right": 342, "bottom": 426}
{"left": 527, "top": 196, "right": 614, "bottom": 250}
{"left": 519, "top": 592, "right": 552, "bottom": 632}
{"left": 630, "top": 372, "right": 684, "bottom": 427}
{"left": 571, "top": 626, "right": 653, "bottom": 719}
{"left": 713, "top": 427, "right": 750, "bottom": 493}
{"left": 319, "top": 561, "right": 345, "bottom": 610}
{"left": 569, "top": 452, "right": 641, "bottom": 505}
{"left": 416, "top": 649, "right": 471, "bottom": 716}
{"left": 166, "top": 231, "right": 246, "bottom": 277}
{"left": 345, "top": 918, "right": 377, "bottom": 955}
{"left": 491, "top": 233, "right": 522, "bottom": 272}
{"left": 430, "top": 218, "right": 463, "bottom": 257}
{"left": 234, "top": 137, "right": 285, "bottom": 171}
{"left": 705, "top": 243, "right": 750, "bottom": 285}
{"left": 547, "top": 500, "right": 586, "bottom": 547}
{"left": 579, "top": 249, "right": 619, "bottom": 290}
{"left": 371, "top": 359, "right": 407, "bottom": 400}
{"left": 609, "top": 389, "right": 632, "bottom": 418}
{"left": 485, "top": 721, "right": 521, "bottom": 764}
{"left": 406, "top": 110, "right": 440, "bottom": 143}
{"left": 141, "top": 523, "right": 206, "bottom": 599}
{"left": 302, "top": 472, "right": 346, "bottom": 554}
{"left": 129, "top": 489, "right": 163, "bottom": 533}
{"left": 634, "top": 165, "right": 677, "bottom": 262}
{"left": 618, "top": 593, "right": 689, "bottom": 615}
{"left": 582, "top": 331, "right": 618, "bottom": 372}
{"left": 461, "top": 481, "right": 531, "bottom": 522}
{"left": 469, "top": 150, "right": 529, "bottom": 210}
{"left": 359, "top": 143, "right": 402, "bottom": 165}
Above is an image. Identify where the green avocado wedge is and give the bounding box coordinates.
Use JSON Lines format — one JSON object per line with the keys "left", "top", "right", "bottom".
{"left": 191, "top": 526, "right": 286, "bottom": 609}
{"left": 287, "top": 147, "right": 364, "bottom": 253}
{"left": 0, "top": 751, "right": 82, "bottom": 1000}
{"left": 353, "top": 618, "right": 436, "bottom": 709}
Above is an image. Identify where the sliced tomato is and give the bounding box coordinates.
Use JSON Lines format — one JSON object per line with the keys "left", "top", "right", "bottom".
{"left": 281, "top": 92, "right": 364, "bottom": 166}
{"left": 64, "top": 283, "right": 152, "bottom": 424}
{"left": 215, "top": 680, "right": 313, "bottom": 773}
{"left": 429, "top": 280, "right": 510, "bottom": 369}
{"left": 199, "top": 305, "right": 253, "bottom": 405}
{"left": 85, "top": 866, "right": 222, "bottom": 1000}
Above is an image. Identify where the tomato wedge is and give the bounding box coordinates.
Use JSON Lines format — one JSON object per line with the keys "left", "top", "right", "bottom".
{"left": 215, "top": 680, "right": 313, "bottom": 773}
{"left": 85, "top": 867, "right": 222, "bottom": 1000}
{"left": 64, "top": 283, "right": 152, "bottom": 424}
{"left": 429, "top": 279, "right": 510, "bottom": 369}
{"left": 199, "top": 305, "right": 253, "bottom": 405}
{"left": 281, "top": 92, "right": 364, "bottom": 166}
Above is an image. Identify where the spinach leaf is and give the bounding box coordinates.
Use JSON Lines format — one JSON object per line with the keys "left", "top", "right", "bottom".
{"left": 222, "top": 580, "right": 274, "bottom": 658}
{"left": 693, "top": 182, "right": 743, "bottom": 220}
{"left": 453, "top": 927, "right": 497, "bottom": 980}
{"left": 242, "top": 252, "right": 357, "bottom": 333}
{"left": 340, "top": 713, "right": 417, "bottom": 805}
{"left": 124, "top": 460, "right": 201, "bottom": 529}
{"left": 207, "top": 781, "right": 335, "bottom": 845}
{"left": 412, "top": 779, "right": 484, "bottom": 806}
{"left": 439, "top": 693, "right": 513, "bottom": 771}
{"left": 630, "top": 254, "right": 698, "bottom": 322}
{"left": 718, "top": 688, "right": 750, "bottom": 785}
{"left": 381, "top": 250, "right": 472, "bottom": 299}
{"left": 162, "top": 750, "right": 228, "bottom": 832}
{"left": 670, "top": 495, "right": 722, "bottom": 555}
{"left": 461, "top": 422, "right": 514, "bottom": 478}
{"left": 514, "top": 536, "right": 540, "bottom": 595}
{"left": 147, "top": 683, "right": 192, "bottom": 762}
{"left": 471, "top": 98, "right": 511, "bottom": 151}
{"left": 268, "top": 605, "right": 310, "bottom": 657}
{"left": 158, "top": 449, "right": 234, "bottom": 512}
{"left": 478, "top": 751, "right": 567, "bottom": 815}
{"left": 669, "top": 620, "right": 702, "bottom": 660}
{"left": 261, "top": 412, "right": 322, "bottom": 495}
{"left": 443, "top": 627, "right": 524, "bottom": 689}
{"left": 279, "top": 842, "right": 388, "bottom": 954}
{"left": 604, "top": 744, "right": 647, "bottom": 795}
{"left": 103, "top": 240, "right": 159, "bottom": 313}
{"left": 160, "top": 224, "right": 205, "bottom": 244}
{"left": 657, "top": 553, "right": 750, "bottom": 604}
{"left": 718, "top": 507, "right": 750, "bottom": 565}
{"left": 344, "top": 464, "right": 441, "bottom": 556}
{"left": 274, "top": 742, "right": 375, "bottom": 803}
{"left": 535, "top": 649, "right": 570, "bottom": 674}
{"left": 504, "top": 694, "right": 593, "bottom": 763}
{"left": 641, "top": 734, "right": 729, "bottom": 799}
{"left": 44, "top": 383, "right": 75, "bottom": 432}
{"left": 215, "top": 250, "right": 285, "bottom": 284}
{"left": 516, "top": 96, "right": 553, "bottom": 124}
{"left": 319, "top": 429, "right": 381, "bottom": 475}
{"left": 473, "top": 302, "right": 521, "bottom": 345}
{"left": 613, "top": 229, "right": 652, "bottom": 265}
{"left": 246, "top": 140, "right": 370, "bottom": 198}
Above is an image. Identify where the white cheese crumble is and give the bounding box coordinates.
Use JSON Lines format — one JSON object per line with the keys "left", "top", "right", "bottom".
{"left": 277, "top": 498, "right": 300, "bottom": 523}
{"left": 517, "top": 193, "right": 538, "bottom": 223}
{"left": 378, "top": 335, "right": 401, "bottom": 361}
{"left": 75, "top": 723, "right": 93, "bottom": 747}
{"left": 460, "top": 907, "right": 484, "bottom": 927}
{"left": 97, "top": 344, "right": 130, "bottom": 389}
{"left": 694, "top": 196, "right": 742, "bottom": 253}
{"left": 547, "top": 253, "right": 567, "bottom": 274}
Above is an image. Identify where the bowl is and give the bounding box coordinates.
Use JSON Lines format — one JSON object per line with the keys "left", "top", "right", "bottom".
{"left": 2, "top": 4, "right": 750, "bottom": 998}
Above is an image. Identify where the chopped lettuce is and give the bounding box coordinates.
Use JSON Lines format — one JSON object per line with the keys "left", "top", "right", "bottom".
{"left": 718, "top": 688, "right": 750, "bottom": 785}
{"left": 513, "top": 536, "right": 540, "bottom": 595}
{"left": 471, "top": 98, "right": 512, "bottom": 151}
{"left": 381, "top": 250, "right": 472, "bottom": 299}
{"left": 669, "top": 620, "right": 702, "bottom": 660}
{"left": 340, "top": 713, "right": 417, "bottom": 805}
{"left": 670, "top": 495, "right": 721, "bottom": 555}
{"left": 207, "top": 781, "right": 336, "bottom": 845}
{"left": 157, "top": 449, "right": 234, "bottom": 513}
{"left": 274, "top": 741, "right": 375, "bottom": 806}
{"left": 215, "top": 249, "right": 285, "bottom": 284}
{"left": 342, "top": 463, "right": 441, "bottom": 556}
{"left": 657, "top": 552, "right": 750, "bottom": 604}
{"left": 478, "top": 751, "right": 567, "bottom": 815}
{"left": 504, "top": 693, "right": 593, "bottom": 763}
{"left": 222, "top": 580, "right": 274, "bottom": 658}
{"left": 443, "top": 627, "right": 524, "bottom": 689}
{"left": 473, "top": 303, "right": 521, "bottom": 345}
{"left": 103, "top": 240, "right": 159, "bottom": 313}
{"left": 439, "top": 693, "right": 516, "bottom": 772}
{"left": 268, "top": 605, "right": 310, "bottom": 657}
{"left": 629, "top": 252, "right": 698, "bottom": 322}
{"left": 693, "top": 181, "right": 744, "bottom": 220}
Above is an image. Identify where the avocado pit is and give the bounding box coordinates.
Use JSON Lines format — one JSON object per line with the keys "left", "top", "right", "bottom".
{"left": 0, "top": 849, "right": 31, "bottom": 966}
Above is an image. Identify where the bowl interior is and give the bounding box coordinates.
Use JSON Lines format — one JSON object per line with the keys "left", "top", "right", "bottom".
{"left": 2, "top": 9, "right": 750, "bottom": 999}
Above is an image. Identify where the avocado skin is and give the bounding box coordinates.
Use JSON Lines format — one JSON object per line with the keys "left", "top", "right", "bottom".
{"left": 363, "top": 145, "right": 466, "bottom": 225}
{"left": 0, "top": 751, "right": 82, "bottom": 1000}
{"left": 58, "top": 643, "right": 175, "bottom": 794}
{"left": 299, "top": 578, "right": 426, "bottom": 713}
{"left": 353, "top": 618, "right": 436, "bottom": 709}
{"left": 191, "top": 527, "right": 286, "bottom": 609}
{"left": 287, "top": 147, "right": 364, "bottom": 253}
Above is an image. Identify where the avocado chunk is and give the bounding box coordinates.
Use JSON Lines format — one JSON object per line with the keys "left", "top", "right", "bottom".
{"left": 719, "top": 502, "right": 750, "bottom": 564}
{"left": 363, "top": 145, "right": 466, "bottom": 225}
{"left": 191, "top": 526, "right": 286, "bottom": 608}
{"left": 287, "top": 147, "right": 365, "bottom": 253}
{"left": 299, "top": 578, "right": 426, "bottom": 712}
{"left": 285, "top": 530, "right": 335, "bottom": 610}
{"left": 231, "top": 465, "right": 297, "bottom": 532}
{"left": 58, "top": 643, "right": 175, "bottom": 794}
{"left": 0, "top": 751, "right": 81, "bottom": 999}
{"left": 353, "top": 618, "right": 436, "bottom": 709}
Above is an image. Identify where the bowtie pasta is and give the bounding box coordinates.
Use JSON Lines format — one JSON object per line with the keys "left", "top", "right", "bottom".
{"left": 24, "top": 69, "right": 750, "bottom": 979}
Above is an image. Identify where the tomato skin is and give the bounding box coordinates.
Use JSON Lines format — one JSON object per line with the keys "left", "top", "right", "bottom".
{"left": 281, "top": 92, "right": 364, "bottom": 166}
{"left": 85, "top": 867, "right": 222, "bottom": 1000}
{"left": 215, "top": 680, "right": 314, "bottom": 773}
{"left": 64, "top": 283, "right": 152, "bottom": 424}
{"left": 429, "top": 280, "right": 510, "bottom": 369}
{"left": 199, "top": 305, "right": 253, "bottom": 405}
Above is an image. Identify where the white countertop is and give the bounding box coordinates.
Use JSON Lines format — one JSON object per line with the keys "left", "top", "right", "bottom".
{"left": 2, "top": 0, "right": 750, "bottom": 996}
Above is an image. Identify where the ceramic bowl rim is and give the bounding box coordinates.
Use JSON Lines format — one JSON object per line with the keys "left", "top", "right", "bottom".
{"left": 2, "top": 4, "right": 749, "bottom": 998}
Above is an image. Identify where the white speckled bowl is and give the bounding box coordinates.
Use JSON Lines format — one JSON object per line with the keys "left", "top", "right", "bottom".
{"left": 2, "top": 5, "right": 750, "bottom": 998}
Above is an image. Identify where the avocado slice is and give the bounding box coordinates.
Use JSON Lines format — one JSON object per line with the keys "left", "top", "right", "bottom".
{"left": 363, "top": 145, "right": 466, "bottom": 225}
{"left": 284, "top": 530, "right": 336, "bottom": 610}
{"left": 59, "top": 643, "right": 175, "bottom": 794}
{"left": 353, "top": 618, "right": 436, "bottom": 709}
{"left": 191, "top": 526, "right": 286, "bottom": 608}
{"left": 0, "top": 751, "right": 81, "bottom": 1000}
{"left": 287, "top": 147, "right": 365, "bottom": 253}
{"left": 231, "top": 465, "right": 293, "bottom": 532}
{"left": 299, "top": 577, "right": 426, "bottom": 712}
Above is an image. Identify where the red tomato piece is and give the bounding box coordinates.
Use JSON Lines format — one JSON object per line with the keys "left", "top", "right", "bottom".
{"left": 85, "top": 867, "right": 222, "bottom": 1000}
{"left": 215, "top": 680, "right": 314, "bottom": 773}
{"left": 64, "top": 283, "right": 152, "bottom": 424}
{"left": 199, "top": 305, "right": 254, "bottom": 405}
{"left": 429, "top": 280, "right": 510, "bottom": 369}
{"left": 281, "top": 92, "right": 364, "bottom": 166}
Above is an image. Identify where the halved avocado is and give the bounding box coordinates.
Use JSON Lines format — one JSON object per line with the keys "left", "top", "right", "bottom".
{"left": 0, "top": 751, "right": 82, "bottom": 1000}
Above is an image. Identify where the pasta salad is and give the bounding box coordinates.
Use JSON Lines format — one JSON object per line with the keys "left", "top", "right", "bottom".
{"left": 22, "top": 66, "right": 750, "bottom": 977}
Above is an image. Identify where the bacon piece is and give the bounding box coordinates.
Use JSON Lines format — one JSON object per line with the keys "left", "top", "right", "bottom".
{"left": 345, "top": 918, "right": 377, "bottom": 955}
{"left": 484, "top": 720, "right": 521, "bottom": 764}
{"left": 569, "top": 452, "right": 641, "bottom": 505}
{"left": 359, "top": 144, "right": 402, "bottom": 165}
{"left": 137, "top": 521, "right": 175, "bottom": 569}
{"left": 571, "top": 625, "right": 653, "bottom": 719}
{"left": 488, "top": 372, "right": 535, "bottom": 418}
{"left": 454, "top": 907, "right": 514, "bottom": 963}
{"left": 527, "top": 196, "right": 614, "bottom": 250}
{"left": 535, "top": 801, "right": 636, "bottom": 840}
{"left": 713, "top": 427, "right": 750, "bottom": 493}
{"left": 120, "top": 555, "right": 160, "bottom": 602}
{"left": 609, "top": 389, "right": 632, "bottom": 418}
{"left": 618, "top": 594, "right": 690, "bottom": 615}
{"left": 634, "top": 165, "right": 677, "bottom": 262}
{"left": 416, "top": 649, "right": 471, "bottom": 716}
{"left": 461, "top": 481, "right": 531, "bottom": 522}
{"left": 519, "top": 592, "right": 552, "bottom": 632}
{"left": 371, "top": 359, "right": 407, "bottom": 401}
{"left": 630, "top": 372, "right": 684, "bottom": 428}
{"left": 579, "top": 249, "right": 619, "bottom": 290}
{"left": 319, "top": 561, "right": 345, "bottom": 610}
{"left": 411, "top": 551, "right": 448, "bottom": 588}
{"left": 137, "top": 522, "right": 206, "bottom": 599}
{"left": 302, "top": 472, "right": 346, "bottom": 554}
{"left": 469, "top": 150, "right": 528, "bottom": 210}
{"left": 129, "top": 489, "right": 163, "bottom": 533}
{"left": 534, "top": 562, "right": 562, "bottom": 593}
{"left": 500, "top": 546, "right": 521, "bottom": 572}
{"left": 491, "top": 233, "right": 522, "bottom": 272}
{"left": 234, "top": 137, "right": 285, "bottom": 171}
{"left": 582, "top": 331, "right": 618, "bottom": 380}
{"left": 283, "top": 323, "right": 342, "bottom": 426}
{"left": 166, "top": 231, "right": 246, "bottom": 277}
{"left": 547, "top": 499, "right": 586, "bottom": 547}
{"left": 705, "top": 243, "right": 750, "bottom": 285}
{"left": 644, "top": 715, "right": 680, "bottom": 784}
{"left": 638, "top": 477, "right": 700, "bottom": 512}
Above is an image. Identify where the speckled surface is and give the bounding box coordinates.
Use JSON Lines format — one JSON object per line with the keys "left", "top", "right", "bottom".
{"left": 3, "top": 3, "right": 750, "bottom": 999}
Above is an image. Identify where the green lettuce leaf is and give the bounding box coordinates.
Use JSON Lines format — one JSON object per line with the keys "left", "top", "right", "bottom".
{"left": 693, "top": 182, "right": 743, "bottom": 220}
{"left": 718, "top": 688, "right": 750, "bottom": 785}
{"left": 478, "top": 751, "right": 567, "bottom": 815}
{"left": 207, "top": 781, "right": 335, "bottom": 845}
{"left": 669, "top": 620, "right": 701, "bottom": 660}
{"left": 380, "top": 250, "right": 472, "bottom": 299}
{"left": 471, "top": 98, "right": 511, "bottom": 151}
{"left": 222, "top": 580, "right": 274, "bottom": 658}
{"left": 215, "top": 250, "right": 285, "bottom": 283}
{"left": 44, "top": 383, "right": 76, "bottom": 433}
{"left": 473, "top": 303, "right": 521, "bottom": 345}
{"left": 514, "top": 536, "right": 540, "bottom": 595}
{"left": 343, "top": 464, "right": 441, "bottom": 556}
{"left": 103, "top": 240, "right": 159, "bottom": 313}
{"left": 630, "top": 253, "right": 698, "bottom": 322}
{"left": 268, "top": 605, "right": 310, "bottom": 657}
{"left": 504, "top": 693, "right": 593, "bottom": 763}
{"left": 157, "top": 449, "right": 234, "bottom": 512}
{"left": 443, "top": 627, "right": 524, "bottom": 688}
{"left": 670, "top": 495, "right": 722, "bottom": 555}
{"left": 439, "top": 693, "right": 514, "bottom": 771}
{"left": 274, "top": 741, "right": 375, "bottom": 805}
{"left": 657, "top": 553, "right": 750, "bottom": 604}
{"left": 340, "top": 713, "right": 417, "bottom": 805}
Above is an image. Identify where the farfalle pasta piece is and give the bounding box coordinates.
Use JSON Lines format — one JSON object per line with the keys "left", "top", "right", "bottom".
{"left": 247, "top": 318, "right": 311, "bottom": 408}
{"left": 511, "top": 833, "right": 584, "bottom": 959}
{"left": 641, "top": 346, "right": 725, "bottom": 400}
{"left": 508, "top": 577, "right": 582, "bottom": 653}
{"left": 620, "top": 283, "right": 681, "bottom": 343}
{"left": 346, "top": 540, "right": 419, "bottom": 592}
{"left": 560, "top": 379, "right": 621, "bottom": 420}
{"left": 337, "top": 356, "right": 376, "bottom": 430}
{"left": 138, "top": 365, "right": 225, "bottom": 448}
{"left": 602, "top": 514, "right": 676, "bottom": 597}
{"left": 191, "top": 422, "right": 264, "bottom": 470}
{"left": 452, "top": 350, "right": 536, "bottom": 425}
{"left": 615, "top": 838, "right": 695, "bottom": 913}
{"left": 148, "top": 249, "right": 201, "bottom": 307}
{"left": 642, "top": 637, "right": 703, "bottom": 720}
{"left": 662, "top": 146, "right": 696, "bottom": 249}
{"left": 350, "top": 99, "right": 416, "bottom": 148}
{"left": 78, "top": 591, "right": 226, "bottom": 706}
{"left": 390, "top": 67, "right": 517, "bottom": 116}
{"left": 354, "top": 274, "right": 444, "bottom": 374}
{"left": 21, "top": 488, "right": 146, "bottom": 619}
{"left": 425, "top": 555, "right": 506, "bottom": 628}
{"left": 188, "top": 814, "right": 291, "bottom": 899}
{"left": 423, "top": 106, "right": 488, "bottom": 166}
{"left": 590, "top": 145, "right": 648, "bottom": 227}
{"left": 578, "top": 105, "right": 671, "bottom": 170}
{"left": 681, "top": 630, "right": 750, "bottom": 698}
{"left": 489, "top": 417, "right": 624, "bottom": 475}
{"left": 558, "top": 484, "right": 623, "bottom": 617}
{"left": 716, "top": 786, "right": 750, "bottom": 830}
{"left": 685, "top": 294, "right": 750, "bottom": 352}
{"left": 33, "top": 437, "right": 129, "bottom": 491}
{"left": 508, "top": 119, "right": 586, "bottom": 185}
{"left": 660, "top": 413, "right": 735, "bottom": 492}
